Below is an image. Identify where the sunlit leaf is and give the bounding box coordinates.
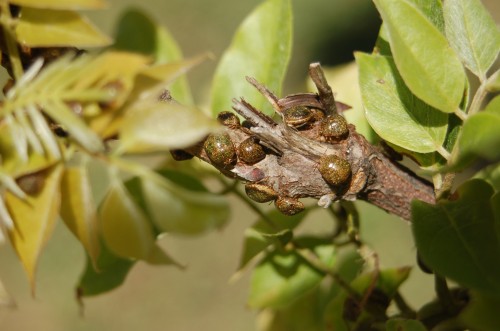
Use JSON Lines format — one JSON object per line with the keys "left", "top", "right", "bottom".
{"left": 16, "top": 8, "right": 111, "bottom": 48}
{"left": 118, "top": 103, "right": 219, "bottom": 154}
{"left": 211, "top": 0, "right": 292, "bottom": 117}
{"left": 444, "top": 0, "right": 500, "bottom": 80}
{"left": 9, "top": 0, "right": 106, "bottom": 9}
{"left": 141, "top": 170, "right": 229, "bottom": 235}
{"left": 113, "top": 8, "right": 193, "bottom": 104}
{"left": 373, "top": 0, "right": 466, "bottom": 113}
{"left": 60, "top": 164, "right": 100, "bottom": 267}
{"left": 356, "top": 52, "right": 448, "bottom": 153}
{"left": 450, "top": 107, "right": 500, "bottom": 169}
{"left": 6, "top": 164, "right": 63, "bottom": 289}
{"left": 248, "top": 238, "right": 335, "bottom": 309}
{"left": 412, "top": 179, "right": 500, "bottom": 297}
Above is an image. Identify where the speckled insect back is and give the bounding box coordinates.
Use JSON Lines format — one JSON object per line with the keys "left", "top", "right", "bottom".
{"left": 245, "top": 183, "right": 278, "bottom": 203}
{"left": 238, "top": 136, "right": 266, "bottom": 164}
{"left": 318, "top": 154, "right": 351, "bottom": 187}
{"left": 217, "top": 111, "right": 240, "bottom": 127}
{"left": 274, "top": 197, "right": 305, "bottom": 216}
{"left": 283, "top": 106, "right": 314, "bottom": 128}
{"left": 203, "top": 133, "right": 237, "bottom": 168}
{"left": 320, "top": 114, "right": 349, "bottom": 141}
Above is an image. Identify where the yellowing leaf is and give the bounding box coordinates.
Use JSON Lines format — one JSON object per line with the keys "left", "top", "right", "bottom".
{"left": 16, "top": 8, "right": 111, "bottom": 48}
{"left": 6, "top": 164, "right": 63, "bottom": 289}
{"left": 60, "top": 165, "right": 100, "bottom": 268}
{"left": 9, "top": 0, "right": 106, "bottom": 10}
{"left": 100, "top": 175, "right": 156, "bottom": 261}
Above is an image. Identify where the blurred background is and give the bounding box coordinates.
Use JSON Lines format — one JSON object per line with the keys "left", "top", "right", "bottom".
{"left": 0, "top": 0, "right": 499, "bottom": 330}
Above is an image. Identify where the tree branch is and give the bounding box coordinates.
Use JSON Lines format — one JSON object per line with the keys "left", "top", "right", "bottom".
{"left": 184, "top": 64, "right": 435, "bottom": 221}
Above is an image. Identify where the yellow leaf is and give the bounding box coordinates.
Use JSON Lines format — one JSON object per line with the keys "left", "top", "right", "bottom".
{"left": 15, "top": 8, "right": 111, "bottom": 48}
{"left": 9, "top": 0, "right": 107, "bottom": 10}
{"left": 100, "top": 176, "right": 156, "bottom": 260}
{"left": 60, "top": 165, "right": 100, "bottom": 268}
{"left": 6, "top": 164, "right": 63, "bottom": 290}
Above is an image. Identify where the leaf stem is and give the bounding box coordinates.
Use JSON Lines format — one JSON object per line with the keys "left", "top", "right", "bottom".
{"left": 434, "top": 275, "right": 458, "bottom": 315}
{"left": 0, "top": 3, "right": 23, "bottom": 80}
{"left": 453, "top": 108, "right": 467, "bottom": 121}
{"left": 468, "top": 80, "right": 489, "bottom": 116}
{"left": 393, "top": 291, "right": 416, "bottom": 318}
{"left": 436, "top": 146, "right": 451, "bottom": 161}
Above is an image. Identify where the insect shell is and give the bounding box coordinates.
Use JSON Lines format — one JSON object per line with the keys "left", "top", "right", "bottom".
{"left": 203, "top": 133, "right": 237, "bottom": 168}
{"left": 217, "top": 111, "right": 240, "bottom": 127}
{"left": 283, "top": 106, "right": 314, "bottom": 128}
{"left": 245, "top": 183, "right": 278, "bottom": 203}
{"left": 318, "top": 154, "right": 351, "bottom": 187}
{"left": 238, "top": 137, "right": 266, "bottom": 164}
{"left": 320, "top": 114, "right": 349, "bottom": 141}
{"left": 274, "top": 197, "right": 305, "bottom": 216}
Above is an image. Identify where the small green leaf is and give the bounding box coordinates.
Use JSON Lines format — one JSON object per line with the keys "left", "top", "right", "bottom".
{"left": 412, "top": 179, "right": 500, "bottom": 297}
{"left": 77, "top": 239, "right": 134, "bottom": 297}
{"left": 356, "top": 52, "right": 448, "bottom": 153}
{"left": 248, "top": 241, "right": 335, "bottom": 309}
{"left": 373, "top": 0, "right": 466, "bottom": 113}
{"left": 451, "top": 109, "right": 500, "bottom": 169}
{"left": 9, "top": 0, "right": 106, "bottom": 9}
{"left": 118, "top": 103, "right": 219, "bottom": 154}
{"left": 113, "top": 8, "right": 193, "bottom": 104}
{"left": 6, "top": 164, "right": 63, "bottom": 289}
{"left": 237, "top": 209, "right": 307, "bottom": 273}
{"left": 475, "top": 164, "right": 500, "bottom": 192}
{"left": 444, "top": 0, "right": 500, "bottom": 80}
{"left": 141, "top": 171, "right": 229, "bottom": 235}
{"left": 60, "top": 164, "right": 100, "bottom": 268}
{"left": 100, "top": 174, "right": 159, "bottom": 261}
{"left": 15, "top": 8, "right": 111, "bottom": 48}
{"left": 386, "top": 318, "right": 427, "bottom": 331}
{"left": 211, "top": 0, "right": 292, "bottom": 117}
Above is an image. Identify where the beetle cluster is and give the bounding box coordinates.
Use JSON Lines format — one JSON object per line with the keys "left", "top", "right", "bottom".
{"left": 245, "top": 183, "right": 304, "bottom": 216}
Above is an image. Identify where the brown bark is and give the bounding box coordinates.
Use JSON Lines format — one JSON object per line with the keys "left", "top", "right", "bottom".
{"left": 185, "top": 63, "right": 435, "bottom": 221}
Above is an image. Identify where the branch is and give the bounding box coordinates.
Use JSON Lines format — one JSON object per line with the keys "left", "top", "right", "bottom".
{"left": 183, "top": 63, "right": 435, "bottom": 221}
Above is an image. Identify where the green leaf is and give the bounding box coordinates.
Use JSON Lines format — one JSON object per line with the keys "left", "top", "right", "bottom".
{"left": 451, "top": 109, "right": 500, "bottom": 169}
{"left": 237, "top": 209, "right": 307, "bottom": 273}
{"left": 113, "top": 8, "right": 193, "bottom": 104}
{"left": 386, "top": 318, "right": 427, "bottom": 331}
{"left": 6, "top": 164, "right": 63, "bottom": 289}
{"left": 140, "top": 170, "right": 229, "bottom": 235}
{"left": 409, "top": 0, "right": 444, "bottom": 33}
{"left": 323, "top": 268, "right": 411, "bottom": 331}
{"left": 77, "top": 239, "right": 134, "bottom": 297}
{"left": 15, "top": 8, "right": 111, "bottom": 47}
{"left": 211, "top": 0, "right": 292, "bottom": 117}
{"left": 459, "top": 291, "right": 500, "bottom": 330}
{"left": 412, "top": 179, "right": 500, "bottom": 297}
{"left": 356, "top": 52, "right": 448, "bottom": 153}
{"left": 443, "top": 0, "right": 500, "bottom": 80}
{"left": 373, "top": 0, "right": 466, "bottom": 113}
{"left": 486, "top": 70, "right": 500, "bottom": 92}
{"left": 9, "top": 0, "right": 106, "bottom": 9}
{"left": 99, "top": 173, "right": 168, "bottom": 263}
{"left": 118, "top": 103, "right": 219, "bottom": 154}
{"left": 484, "top": 94, "right": 500, "bottom": 114}
{"left": 60, "top": 164, "right": 100, "bottom": 268}
{"left": 475, "top": 164, "right": 500, "bottom": 192}
{"left": 248, "top": 240, "right": 335, "bottom": 309}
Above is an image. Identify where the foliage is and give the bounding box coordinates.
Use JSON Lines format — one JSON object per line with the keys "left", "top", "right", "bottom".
{"left": 0, "top": 0, "right": 499, "bottom": 330}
